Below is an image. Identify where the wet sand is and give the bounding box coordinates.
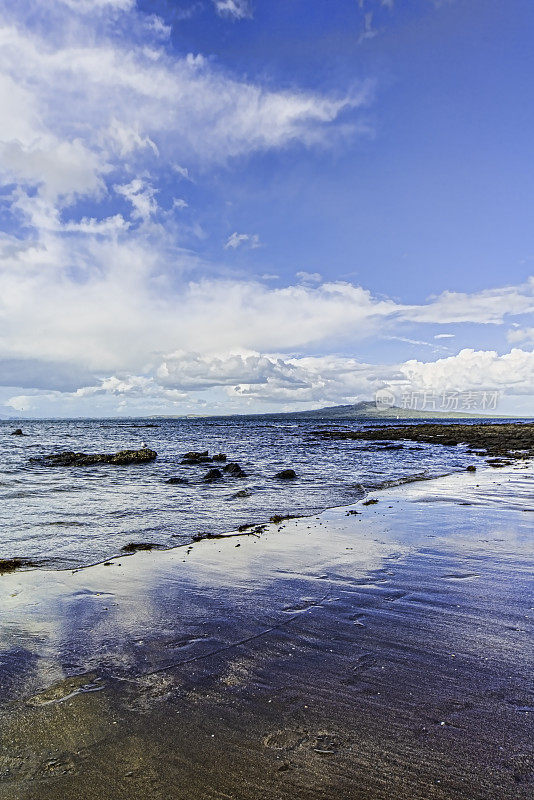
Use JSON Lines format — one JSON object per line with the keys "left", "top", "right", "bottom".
{"left": 0, "top": 464, "right": 532, "bottom": 799}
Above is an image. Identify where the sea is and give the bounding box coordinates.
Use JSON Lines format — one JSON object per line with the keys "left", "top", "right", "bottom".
{"left": 0, "top": 416, "right": 519, "bottom": 570}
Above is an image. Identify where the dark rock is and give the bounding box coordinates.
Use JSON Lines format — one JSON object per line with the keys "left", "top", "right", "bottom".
{"left": 274, "top": 469, "right": 297, "bottom": 480}
{"left": 10, "top": 429, "right": 24, "bottom": 436}
{"left": 191, "top": 531, "right": 224, "bottom": 542}
{"left": 0, "top": 558, "right": 36, "bottom": 573}
{"left": 270, "top": 514, "right": 298, "bottom": 524}
{"left": 183, "top": 450, "right": 208, "bottom": 458}
{"left": 212, "top": 453, "right": 227, "bottom": 462}
{"left": 487, "top": 458, "right": 513, "bottom": 468}
{"left": 362, "top": 498, "right": 379, "bottom": 506}
{"left": 166, "top": 477, "right": 189, "bottom": 484}
{"left": 311, "top": 422, "right": 534, "bottom": 462}
{"left": 181, "top": 454, "right": 212, "bottom": 465}
{"left": 121, "top": 542, "right": 162, "bottom": 553}
{"left": 203, "top": 468, "right": 222, "bottom": 482}
{"left": 32, "top": 448, "right": 157, "bottom": 467}
{"left": 230, "top": 489, "right": 252, "bottom": 499}
{"left": 466, "top": 465, "right": 477, "bottom": 472}
{"left": 223, "top": 462, "right": 247, "bottom": 478}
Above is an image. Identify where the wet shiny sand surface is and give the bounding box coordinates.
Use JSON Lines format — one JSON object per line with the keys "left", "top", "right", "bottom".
{"left": 0, "top": 465, "right": 532, "bottom": 799}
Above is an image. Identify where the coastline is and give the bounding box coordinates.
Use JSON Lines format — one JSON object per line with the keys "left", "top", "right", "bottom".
{"left": 1, "top": 462, "right": 532, "bottom": 798}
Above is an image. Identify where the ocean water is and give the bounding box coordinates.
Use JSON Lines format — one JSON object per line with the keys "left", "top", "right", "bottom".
{"left": 0, "top": 416, "right": 506, "bottom": 569}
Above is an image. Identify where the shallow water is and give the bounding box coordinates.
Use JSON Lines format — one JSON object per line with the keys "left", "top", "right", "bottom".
{"left": 0, "top": 416, "right": 520, "bottom": 568}
{"left": 0, "top": 465, "right": 532, "bottom": 799}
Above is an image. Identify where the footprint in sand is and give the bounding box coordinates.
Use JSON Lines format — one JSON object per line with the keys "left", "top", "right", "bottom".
{"left": 26, "top": 673, "right": 101, "bottom": 707}
{"left": 263, "top": 729, "right": 309, "bottom": 751}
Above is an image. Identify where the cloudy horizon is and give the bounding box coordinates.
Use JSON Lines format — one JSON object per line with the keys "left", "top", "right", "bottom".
{"left": 1, "top": 0, "right": 533, "bottom": 418}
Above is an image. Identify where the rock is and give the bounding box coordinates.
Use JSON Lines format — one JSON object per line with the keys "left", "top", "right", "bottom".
{"left": 0, "top": 558, "right": 36, "bottom": 573}
{"left": 203, "top": 468, "right": 222, "bottom": 482}
{"left": 231, "top": 489, "right": 252, "bottom": 499}
{"left": 362, "top": 498, "right": 379, "bottom": 506}
{"left": 311, "top": 422, "right": 534, "bottom": 462}
{"left": 32, "top": 448, "right": 157, "bottom": 467}
{"left": 181, "top": 453, "right": 212, "bottom": 464}
{"left": 166, "top": 477, "right": 189, "bottom": 484}
{"left": 182, "top": 450, "right": 208, "bottom": 458}
{"left": 487, "top": 458, "right": 513, "bottom": 468}
{"left": 191, "top": 531, "right": 224, "bottom": 542}
{"left": 121, "top": 542, "right": 162, "bottom": 553}
{"left": 223, "top": 462, "right": 247, "bottom": 478}
{"left": 212, "top": 453, "right": 227, "bottom": 462}
{"left": 270, "top": 514, "right": 298, "bottom": 524}
{"left": 10, "top": 429, "right": 24, "bottom": 436}
{"left": 466, "top": 465, "right": 477, "bottom": 472}
{"left": 274, "top": 469, "right": 297, "bottom": 480}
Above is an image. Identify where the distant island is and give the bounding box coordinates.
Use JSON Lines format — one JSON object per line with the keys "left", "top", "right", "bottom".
{"left": 151, "top": 401, "right": 521, "bottom": 421}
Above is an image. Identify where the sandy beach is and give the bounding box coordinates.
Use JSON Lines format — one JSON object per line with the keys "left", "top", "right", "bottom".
{"left": 0, "top": 462, "right": 532, "bottom": 799}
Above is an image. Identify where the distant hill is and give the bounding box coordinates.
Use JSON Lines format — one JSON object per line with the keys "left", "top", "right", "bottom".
{"left": 268, "top": 401, "right": 512, "bottom": 420}
{"left": 150, "top": 400, "right": 517, "bottom": 421}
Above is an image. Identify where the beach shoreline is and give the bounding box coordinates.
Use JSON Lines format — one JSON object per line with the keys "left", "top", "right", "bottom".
{"left": 0, "top": 461, "right": 532, "bottom": 798}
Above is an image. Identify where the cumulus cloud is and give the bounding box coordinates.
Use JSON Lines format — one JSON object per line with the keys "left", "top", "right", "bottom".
{"left": 0, "top": 0, "right": 532, "bottom": 417}
{"left": 399, "top": 348, "right": 534, "bottom": 396}
{"left": 19, "top": 344, "right": 532, "bottom": 415}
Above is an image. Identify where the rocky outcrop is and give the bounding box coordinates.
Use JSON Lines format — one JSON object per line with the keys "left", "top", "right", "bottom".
{"left": 32, "top": 448, "right": 157, "bottom": 467}
{"left": 181, "top": 453, "right": 212, "bottom": 464}
{"left": 121, "top": 542, "right": 163, "bottom": 553}
{"left": 274, "top": 469, "right": 297, "bottom": 480}
{"left": 181, "top": 451, "right": 227, "bottom": 465}
{"left": 166, "top": 477, "right": 189, "bottom": 484}
{"left": 311, "top": 422, "right": 534, "bottom": 461}
{"left": 10, "top": 429, "right": 24, "bottom": 436}
{"left": 223, "top": 462, "right": 247, "bottom": 478}
{"left": 0, "top": 558, "right": 36, "bottom": 573}
{"left": 203, "top": 468, "right": 223, "bottom": 482}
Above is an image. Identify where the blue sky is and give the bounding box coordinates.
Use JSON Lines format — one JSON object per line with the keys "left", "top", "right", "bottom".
{"left": 0, "top": 0, "right": 533, "bottom": 416}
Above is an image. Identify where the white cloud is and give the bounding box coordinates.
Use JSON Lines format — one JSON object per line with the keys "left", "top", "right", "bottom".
{"left": 0, "top": 6, "right": 368, "bottom": 195}
{"left": 399, "top": 348, "right": 534, "bottom": 395}
{"left": 213, "top": 0, "right": 252, "bottom": 20}
{"left": 172, "top": 164, "right": 192, "bottom": 181}
{"left": 0, "top": 1, "right": 532, "bottom": 416}
{"left": 55, "top": 345, "right": 534, "bottom": 412}
{"left": 507, "top": 326, "right": 534, "bottom": 347}
{"left": 56, "top": 0, "right": 135, "bottom": 11}
{"left": 145, "top": 14, "right": 172, "bottom": 39}
{"left": 434, "top": 333, "right": 455, "bottom": 339}
{"left": 114, "top": 178, "right": 158, "bottom": 220}
{"left": 296, "top": 271, "right": 322, "bottom": 284}
{"left": 358, "top": 12, "right": 379, "bottom": 44}
{"left": 406, "top": 279, "right": 534, "bottom": 324}
{"left": 224, "top": 232, "right": 261, "bottom": 249}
